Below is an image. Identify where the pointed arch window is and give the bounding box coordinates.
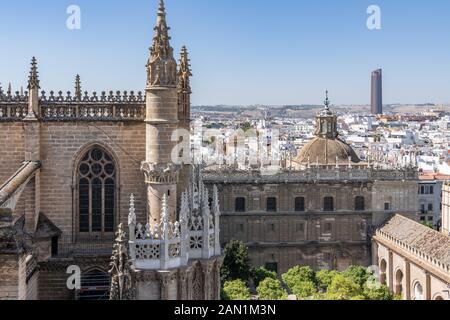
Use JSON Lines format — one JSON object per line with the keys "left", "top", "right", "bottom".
{"left": 78, "top": 148, "right": 116, "bottom": 234}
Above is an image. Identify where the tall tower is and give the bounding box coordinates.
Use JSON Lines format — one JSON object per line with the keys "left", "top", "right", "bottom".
{"left": 371, "top": 69, "right": 383, "bottom": 115}
{"left": 142, "top": 0, "right": 180, "bottom": 227}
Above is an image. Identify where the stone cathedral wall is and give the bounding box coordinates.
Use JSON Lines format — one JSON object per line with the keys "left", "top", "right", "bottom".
{"left": 0, "top": 120, "right": 148, "bottom": 234}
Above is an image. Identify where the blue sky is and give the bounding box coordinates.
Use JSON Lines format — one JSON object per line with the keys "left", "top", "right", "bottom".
{"left": 1, "top": 0, "right": 450, "bottom": 105}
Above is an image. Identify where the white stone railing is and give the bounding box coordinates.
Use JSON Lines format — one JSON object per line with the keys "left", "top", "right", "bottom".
{"left": 129, "top": 194, "right": 187, "bottom": 270}
{"left": 376, "top": 229, "right": 450, "bottom": 275}
{"left": 128, "top": 183, "right": 221, "bottom": 271}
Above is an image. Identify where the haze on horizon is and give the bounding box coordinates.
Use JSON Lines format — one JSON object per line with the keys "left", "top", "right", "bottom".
{"left": 1, "top": 0, "right": 450, "bottom": 106}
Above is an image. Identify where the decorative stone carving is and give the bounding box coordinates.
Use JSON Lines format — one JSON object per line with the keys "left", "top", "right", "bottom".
{"left": 146, "top": 0, "right": 177, "bottom": 88}
{"left": 27, "top": 57, "right": 40, "bottom": 90}
{"left": 177, "top": 46, "right": 192, "bottom": 119}
{"left": 141, "top": 162, "right": 180, "bottom": 184}
{"left": 109, "top": 223, "right": 135, "bottom": 300}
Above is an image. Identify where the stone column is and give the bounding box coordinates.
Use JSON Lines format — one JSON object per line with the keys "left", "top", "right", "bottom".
{"left": 424, "top": 271, "right": 431, "bottom": 300}
{"left": 371, "top": 240, "right": 379, "bottom": 268}
{"left": 404, "top": 258, "right": 411, "bottom": 300}
{"left": 388, "top": 250, "right": 394, "bottom": 293}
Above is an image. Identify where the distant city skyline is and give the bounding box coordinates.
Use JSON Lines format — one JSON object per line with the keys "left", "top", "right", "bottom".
{"left": 1, "top": 0, "right": 450, "bottom": 106}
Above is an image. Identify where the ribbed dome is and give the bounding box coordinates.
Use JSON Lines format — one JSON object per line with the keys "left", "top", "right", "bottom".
{"left": 294, "top": 92, "right": 362, "bottom": 167}
{"left": 295, "top": 136, "right": 361, "bottom": 166}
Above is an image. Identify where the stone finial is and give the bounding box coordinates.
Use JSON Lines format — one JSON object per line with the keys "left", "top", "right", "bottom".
{"left": 128, "top": 194, "right": 136, "bottom": 227}
{"left": 146, "top": 0, "right": 177, "bottom": 87}
{"left": 161, "top": 194, "right": 169, "bottom": 239}
{"left": 27, "top": 57, "right": 40, "bottom": 90}
{"left": 7, "top": 82, "right": 12, "bottom": 96}
{"left": 178, "top": 46, "right": 192, "bottom": 94}
{"left": 109, "top": 223, "right": 135, "bottom": 300}
{"left": 180, "top": 191, "right": 190, "bottom": 224}
{"left": 75, "top": 74, "right": 82, "bottom": 101}
{"left": 324, "top": 90, "right": 330, "bottom": 111}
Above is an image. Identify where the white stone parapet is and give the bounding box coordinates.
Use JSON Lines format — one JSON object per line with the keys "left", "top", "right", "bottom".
{"left": 128, "top": 171, "right": 221, "bottom": 271}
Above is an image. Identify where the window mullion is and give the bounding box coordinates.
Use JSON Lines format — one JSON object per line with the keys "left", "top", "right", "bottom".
{"left": 89, "top": 180, "right": 92, "bottom": 235}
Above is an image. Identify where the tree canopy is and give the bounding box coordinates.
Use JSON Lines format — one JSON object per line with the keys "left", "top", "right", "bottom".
{"left": 252, "top": 267, "right": 277, "bottom": 288}
{"left": 222, "top": 279, "right": 251, "bottom": 301}
{"left": 257, "top": 278, "right": 288, "bottom": 301}
{"left": 220, "top": 240, "right": 252, "bottom": 283}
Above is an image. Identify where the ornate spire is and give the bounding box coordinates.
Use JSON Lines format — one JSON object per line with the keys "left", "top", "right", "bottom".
{"left": 27, "top": 57, "right": 40, "bottom": 90}
{"left": 7, "top": 82, "right": 12, "bottom": 96}
{"left": 75, "top": 74, "right": 82, "bottom": 100}
{"left": 178, "top": 46, "right": 192, "bottom": 120}
{"left": 128, "top": 194, "right": 136, "bottom": 227}
{"left": 109, "top": 224, "right": 135, "bottom": 300}
{"left": 146, "top": 0, "right": 177, "bottom": 87}
{"left": 178, "top": 46, "right": 192, "bottom": 94}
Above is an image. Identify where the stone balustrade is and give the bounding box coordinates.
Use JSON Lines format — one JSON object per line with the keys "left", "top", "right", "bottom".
{"left": 128, "top": 184, "right": 221, "bottom": 271}
{"left": 203, "top": 167, "right": 418, "bottom": 183}
{"left": 0, "top": 90, "right": 146, "bottom": 121}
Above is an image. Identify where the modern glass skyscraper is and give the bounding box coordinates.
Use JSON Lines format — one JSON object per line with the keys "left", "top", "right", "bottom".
{"left": 371, "top": 69, "right": 383, "bottom": 115}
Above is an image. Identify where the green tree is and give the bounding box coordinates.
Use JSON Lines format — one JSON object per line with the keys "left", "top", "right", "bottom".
{"left": 282, "top": 266, "right": 317, "bottom": 290}
{"left": 257, "top": 278, "right": 288, "bottom": 300}
{"left": 363, "top": 276, "right": 395, "bottom": 300}
{"left": 325, "top": 274, "right": 363, "bottom": 300}
{"left": 342, "top": 266, "right": 370, "bottom": 289}
{"left": 222, "top": 280, "right": 251, "bottom": 301}
{"left": 316, "top": 269, "right": 339, "bottom": 292}
{"left": 220, "top": 240, "right": 251, "bottom": 283}
{"left": 290, "top": 281, "right": 317, "bottom": 299}
{"left": 252, "top": 267, "right": 277, "bottom": 288}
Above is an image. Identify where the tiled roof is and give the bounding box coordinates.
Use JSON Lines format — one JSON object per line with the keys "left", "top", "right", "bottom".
{"left": 379, "top": 214, "right": 450, "bottom": 266}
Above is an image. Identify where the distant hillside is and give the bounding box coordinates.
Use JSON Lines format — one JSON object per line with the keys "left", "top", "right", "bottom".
{"left": 192, "top": 104, "right": 441, "bottom": 119}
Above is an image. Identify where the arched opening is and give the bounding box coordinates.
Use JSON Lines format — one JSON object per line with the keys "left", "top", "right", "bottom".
{"left": 379, "top": 259, "right": 387, "bottom": 285}
{"left": 395, "top": 269, "right": 404, "bottom": 296}
{"left": 77, "top": 269, "right": 110, "bottom": 300}
{"left": 77, "top": 147, "right": 116, "bottom": 236}
{"left": 434, "top": 295, "right": 444, "bottom": 300}
{"left": 414, "top": 282, "right": 424, "bottom": 300}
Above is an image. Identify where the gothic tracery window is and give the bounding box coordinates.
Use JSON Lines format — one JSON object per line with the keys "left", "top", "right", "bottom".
{"left": 78, "top": 148, "right": 116, "bottom": 234}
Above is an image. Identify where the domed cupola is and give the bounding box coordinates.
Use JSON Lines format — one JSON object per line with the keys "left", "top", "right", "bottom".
{"left": 294, "top": 91, "right": 362, "bottom": 168}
